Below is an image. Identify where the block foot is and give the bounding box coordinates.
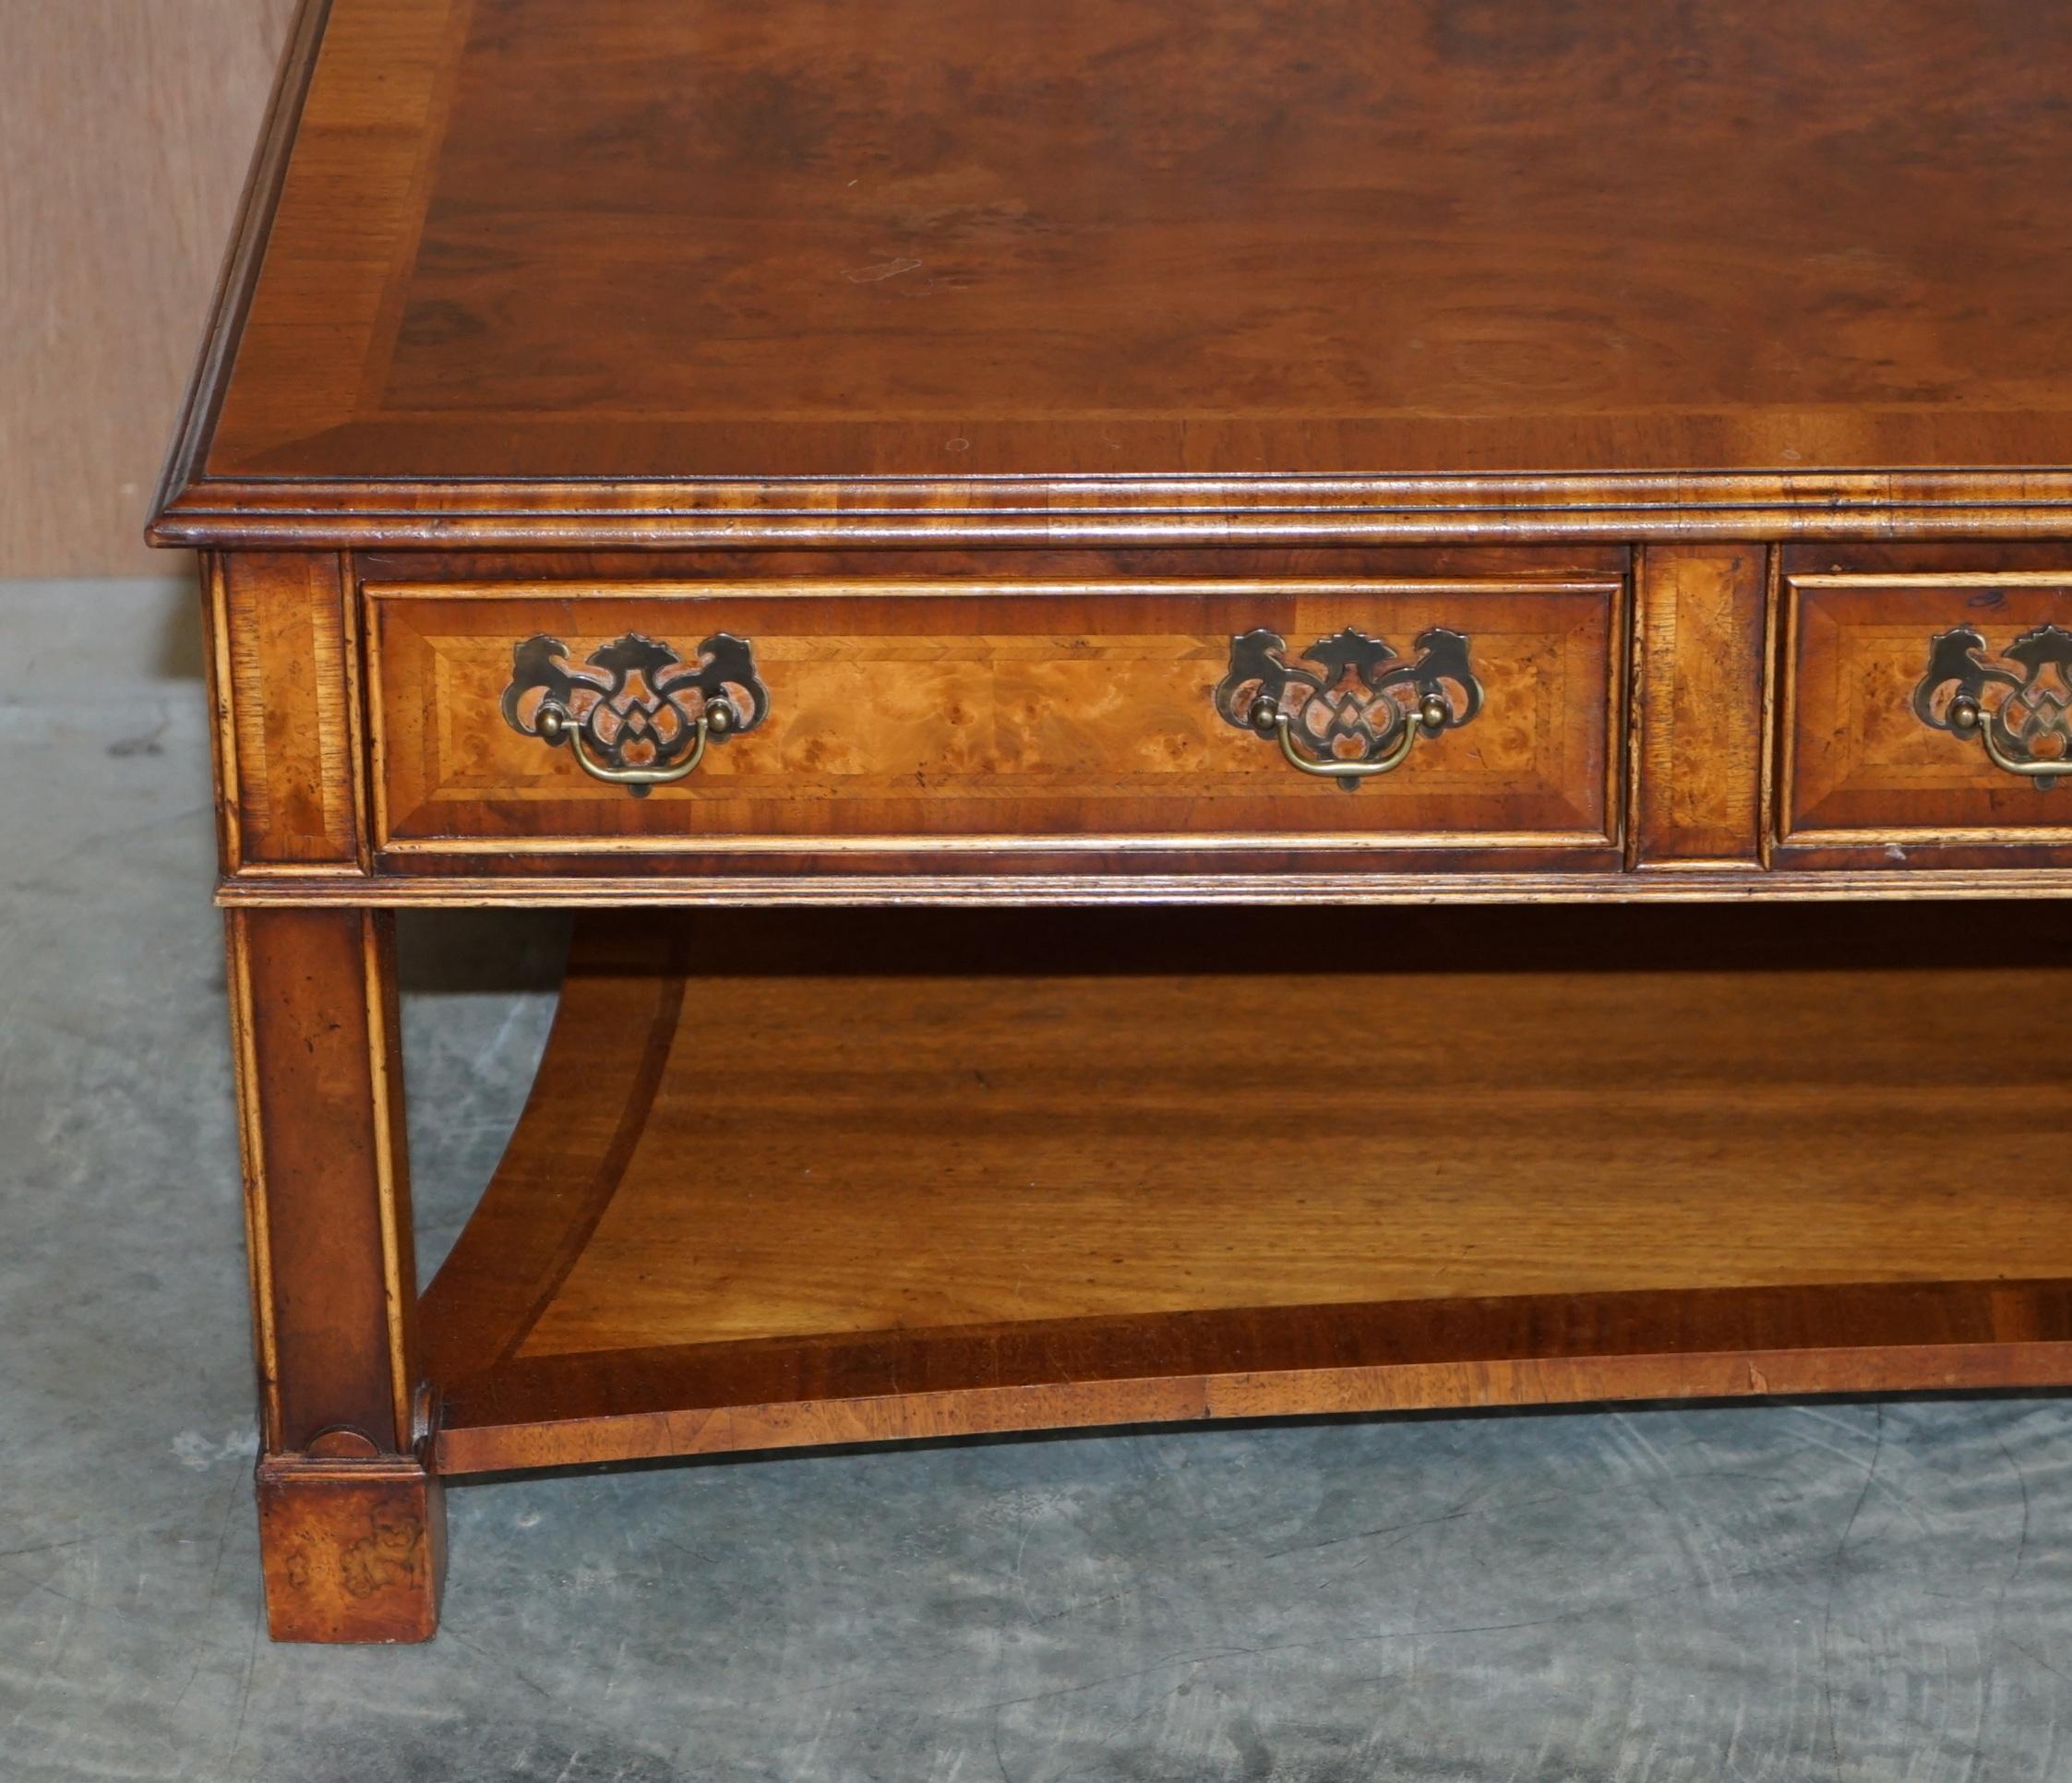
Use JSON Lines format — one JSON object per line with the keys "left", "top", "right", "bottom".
{"left": 256, "top": 1456, "right": 445, "bottom": 1643}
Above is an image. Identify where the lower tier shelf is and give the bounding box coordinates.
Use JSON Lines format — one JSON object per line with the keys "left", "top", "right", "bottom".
{"left": 419, "top": 906, "right": 2072, "bottom": 1474}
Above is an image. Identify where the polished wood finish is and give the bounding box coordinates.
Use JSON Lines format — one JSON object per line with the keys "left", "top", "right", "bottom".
{"left": 367, "top": 578, "right": 1621, "bottom": 859}
{"left": 423, "top": 907, "right": 2072, "bottom": 1472}
{"left": 1782, "top": 570, "right": 2072, "bottom": 853}
{"left": 213, "top": 865, "right": 2072, "bottom": 908}
{"left": 211, "top": 553, "right": 365, "bottom": 870}
{"left": 150, "top": 0, "right": 2072, "bottom": 547}
{"left": 227, "top": 907, "right": 439, "bottom": 1642}
{"left": 1629, "top": 545, "right": 1770, "bottom": 868}
{"left": 255, "top": 1457, "right": 444, "bottom": 1644}
{"left": 440, "top": 1284, "right": 2072, "bottom": 1477}
{"left": 155, "top": 0, "right": 2072, "bottom": 1641}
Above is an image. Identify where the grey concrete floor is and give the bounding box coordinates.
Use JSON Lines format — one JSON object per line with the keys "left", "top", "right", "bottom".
{"left": 4, "top": 577, "right": 2072, "bottom": 1782}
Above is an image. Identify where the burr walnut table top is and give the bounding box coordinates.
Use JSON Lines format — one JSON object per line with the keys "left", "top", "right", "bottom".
{"left": 153, "top": 0, "right": 2072, "bottom": 550}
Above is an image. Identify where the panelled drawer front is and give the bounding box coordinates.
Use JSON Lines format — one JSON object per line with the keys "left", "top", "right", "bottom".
{"left": 1784, "top": 573, "right": 2072, "bottom": 844}
{"left": 365, "top": 580, "right": 1622, "bottom": 856}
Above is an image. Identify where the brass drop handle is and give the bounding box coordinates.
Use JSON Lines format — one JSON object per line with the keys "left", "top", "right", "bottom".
{"left": 1911, "top": 625, "right": 2072, "bottom": 793}
{"left": 500, "top": 630, "right": 767, "bottom": 799}
{"left": 1945, "top": 693, "right": 2067, "bottom": 789}
{"left": 1213, "top": 624, "right": 1482, "bottom": 791}
{"left": 1249, "top": 689, "right": 1449, "bottom": 779}
{"left": 535, "top": 693, "right": 737, "bottom": 788}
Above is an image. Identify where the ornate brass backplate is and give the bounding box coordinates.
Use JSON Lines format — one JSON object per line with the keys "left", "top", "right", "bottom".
{"left": 500, "top": 632, "right": 767, "bottom": 795}
{"left": 1213, "top": 626, "right": 1482, "bottom": 788}
{"left": 1913, "top": 624, "right": 2072, "bottom": 789}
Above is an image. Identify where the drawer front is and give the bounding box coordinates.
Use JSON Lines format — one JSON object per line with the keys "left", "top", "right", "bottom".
{"left": 1784, "top": 573, "right": 2072, "bottom": 844}
{"left": 366, "top": 580, "right": 1622, "bottom": 858}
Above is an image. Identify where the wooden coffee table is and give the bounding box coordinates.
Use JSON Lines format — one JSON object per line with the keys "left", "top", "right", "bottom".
{"left": 153, "top": 0, "right": 2072, "bottom": 1642}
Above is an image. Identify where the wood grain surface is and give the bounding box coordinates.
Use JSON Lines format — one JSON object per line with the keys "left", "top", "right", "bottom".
{"left": 3, "top": 0, "right": 296, "bottom": 575}
{"left": 255, "top": 1457, "right": 444, "bottom": 1644}
{"left": 211, "top": 865, "right": 2072, "bottom": 905}
{"left": 151, "top": 0, "right": 2072, "bottom": 1649}
{"left": 1629, "top": 545, "right": 1770, "bottom": 867}
{"left": 227, "top": 906, "right": 421, "bottom": 1457}
{"left": 367, "top": 579, "right": 1620, "bottom": 856}
{"left": 150, "top": 0, "right": 2072, "bottom": 546}
{"left": 435, "top": 1283, "right": 2072, "bottom": 1475}
{"left": 421, "top": 906, "right": 2072, "bottom": 1471}
{"left": 214, "top": 552, "right": 365, "bottom": 868}
{"left": 230, "top": 903, "right": 443, "bottom": 1640}
{"left": 1783, "top": 572, "right": 2072, "bottom": 848}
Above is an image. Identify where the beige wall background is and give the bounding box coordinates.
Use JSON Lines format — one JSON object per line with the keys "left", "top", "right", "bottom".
{"left": 3, "top": 0, "right": 299, "bottom": 578}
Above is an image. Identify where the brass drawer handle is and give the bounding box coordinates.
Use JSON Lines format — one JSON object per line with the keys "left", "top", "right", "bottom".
{"left": 1913, "top": 625, "right": 2072, "bottom": 791}
{"left": 1252, "top": 688, "right": 1447, "bottom": 779}
{"left": 501, "top": 631, "right": 767, "bottom": 798}
{"left": 534, "top": 693, "right": 731, "bottom": 787}
{"left": 1214, "top": 625, "right": 1481, "bottom": 789}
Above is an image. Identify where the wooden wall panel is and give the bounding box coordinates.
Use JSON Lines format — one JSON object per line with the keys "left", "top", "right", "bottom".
{"left": 1, "top": 0, "right": 298, "bottom": 577}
